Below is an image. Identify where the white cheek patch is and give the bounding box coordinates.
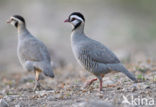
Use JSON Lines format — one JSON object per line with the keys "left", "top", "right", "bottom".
{"left": 10, "top": 21, "right": 16, "bottom": 26}
{"left": 72, "top": 20, "right": 80, "bottom": 26}
{"left": 70, "top": 15, "right": 83, "bottom": 22}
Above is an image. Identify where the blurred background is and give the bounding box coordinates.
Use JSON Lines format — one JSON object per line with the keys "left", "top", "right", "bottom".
{"left": 0, "top": 1, "right": 156, "bottom": 106}
{"left": 0, "top": 0, "right": 156, "bottom": 73}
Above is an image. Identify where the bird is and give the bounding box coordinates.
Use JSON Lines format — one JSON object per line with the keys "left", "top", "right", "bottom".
{"left": 7, "top": 15, "right": 54, "bottom": 91}
{"left": 64, "top": 12, "right": 137, "bottom": 91}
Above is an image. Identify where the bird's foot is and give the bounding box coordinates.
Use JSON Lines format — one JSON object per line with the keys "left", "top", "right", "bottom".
{"left": 84, "top": 78, "right": 97, "bottom": 88}
{"left": 33, "top": 81, "right": 44, "bottom": 91}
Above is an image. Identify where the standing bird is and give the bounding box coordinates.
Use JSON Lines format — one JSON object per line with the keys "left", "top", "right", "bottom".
{"left": 7, "top": 15, "right": 54, "bottom": 91}
{"left": 64, "top": 12, "right": 137, "bottom": 91}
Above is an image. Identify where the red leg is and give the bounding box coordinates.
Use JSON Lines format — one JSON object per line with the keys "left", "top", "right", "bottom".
{"left": 88, "top": 78, "right": 97, "bottom": 85}
{"left": 99, "top": 79, "right": 103, "bottom": 91}
{"left": 85, "top": 78, "right": 97, "bottom": 87}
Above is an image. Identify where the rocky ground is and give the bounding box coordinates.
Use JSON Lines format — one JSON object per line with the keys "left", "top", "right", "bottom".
{"left": 0, "top": 60, "right": 156, "bottom": 107}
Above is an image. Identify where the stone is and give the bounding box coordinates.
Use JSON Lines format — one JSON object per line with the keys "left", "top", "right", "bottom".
{"left": 0, "top": 99, "right": 9, "bottom": 107}
{"left": 72, "top": 100, "right": 114, "bottom": 107}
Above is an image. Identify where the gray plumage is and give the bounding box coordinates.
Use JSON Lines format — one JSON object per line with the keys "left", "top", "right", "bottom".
{"left": 71, "top": 32, "right": 136, "bottom": 81}
{"left": 7, "top": 15, "right": 54, "bottom": 91}
{"left": 17, "top": 29, "right": 54, "bottom": 78}
{"left": 65, "top": 12, "right": 137, "bottom": 90}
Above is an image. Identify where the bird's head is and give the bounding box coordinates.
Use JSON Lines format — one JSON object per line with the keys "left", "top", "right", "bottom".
{"left": 7, "top": 15, "right": 25, "bottom": 28}
{"left": 64, "top": 12, "right": 85, "bottom": 31}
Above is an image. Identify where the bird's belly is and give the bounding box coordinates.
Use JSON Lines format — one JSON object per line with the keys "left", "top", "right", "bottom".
{"left": 78, "top": 58, "right": 111, "bottom": 76}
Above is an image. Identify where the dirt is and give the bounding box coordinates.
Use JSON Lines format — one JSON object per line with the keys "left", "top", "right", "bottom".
{"left": 0, "top": 61, "right": 155, "bottom": 107}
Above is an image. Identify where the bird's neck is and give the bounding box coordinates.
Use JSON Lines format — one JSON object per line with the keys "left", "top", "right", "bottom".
{"left": 18, "top": 26, "right": 29, "bottom": 35}
{"left": 17, "top": 25, "right": 27, "bottom": 34}
{"left": 71, "top": 24, "right": 87, "bottom": 43}
{"left": 17, "top": 26, "right": 30, "bottom": 40}
{"left": 72, "top": 24, "right": 85, "bottom": 36}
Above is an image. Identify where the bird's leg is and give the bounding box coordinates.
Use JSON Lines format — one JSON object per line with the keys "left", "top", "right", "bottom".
{"left": 99, "top": 79, "right": 103, "bottom": 91}
{"left": 84, "top": 78, "right": 97, "bottom": 88}
{"left": 33, "top": 80, "right": 40, "bottom": 91}
{"left": 33, "top": 70, "right": 42, "bottom": 91}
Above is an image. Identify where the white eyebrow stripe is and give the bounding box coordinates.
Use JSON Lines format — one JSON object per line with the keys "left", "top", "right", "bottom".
{"left": 70, "top": 15, "right": 83, "bottom": 22}
{"left": 11, "top": 16, "right": 22, "bottom": 23}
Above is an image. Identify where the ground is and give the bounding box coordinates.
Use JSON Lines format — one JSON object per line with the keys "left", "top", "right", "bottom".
{"left": 0, "top": 60, "right": 155, "bottom": 107}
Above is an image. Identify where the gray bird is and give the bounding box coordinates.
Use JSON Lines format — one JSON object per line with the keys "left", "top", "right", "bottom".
{"left": 7, "top": 15, "right": 54, "bottom": 91}
{"left": 65, "top": 12, "right": 137, "bottom": 91}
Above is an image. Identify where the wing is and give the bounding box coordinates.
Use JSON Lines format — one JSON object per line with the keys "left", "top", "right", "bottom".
{"left": 19, "top": 36, "right": 51, "bottom": 62}
{"left": 80, "top": 39, "right": 120, "bottom": 64}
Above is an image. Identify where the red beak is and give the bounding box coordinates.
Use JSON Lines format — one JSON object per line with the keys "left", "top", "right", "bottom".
{"left": 6, "top": 19, "right": 11, "bottom": 24}
{"left": 64, "top": 19, "right": 69, "bottom": 23}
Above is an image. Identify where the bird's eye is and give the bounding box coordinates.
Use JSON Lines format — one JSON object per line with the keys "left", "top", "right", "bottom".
{"left": 11, "top": 18, "right": 14, "bottom": 21}
{"left": 71, "top": 18, "right": 76, "bottom": 21}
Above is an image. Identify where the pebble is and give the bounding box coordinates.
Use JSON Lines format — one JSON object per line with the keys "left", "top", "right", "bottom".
{"left": 72, "top": 100, "right": 114, "bottom": 107}
{"left": 35, "top": 90, "right": 47, "bottom": 97}
{"left": 47, "top": 96, "right": 56, "bottom": 101}
{"left": 4, "top": 96, "right": 14, "bottom": 102}
{"left": 35, "top": 90, "right": 54, "bottom": 97}
{"left": 0, "top": 99, "right": 9, "bottom": 107}
{"left": 15, "top": 104, "right": 21, "bottom": 107}
{"left": 143, "top": 85, "right": 150, "bottom": 89}
{"left": 103, "top": 80, "right": 115, "bottom": 86}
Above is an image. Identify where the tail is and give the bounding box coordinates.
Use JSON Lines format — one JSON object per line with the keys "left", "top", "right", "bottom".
{"left": 43, "top": 65, "right": 55, "bottom": 78}
{"left": 33, "top": 62, "right": 55, "bottom": 78}
{"left": 108, "top": 63, "right": 137, "bottom": 82}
